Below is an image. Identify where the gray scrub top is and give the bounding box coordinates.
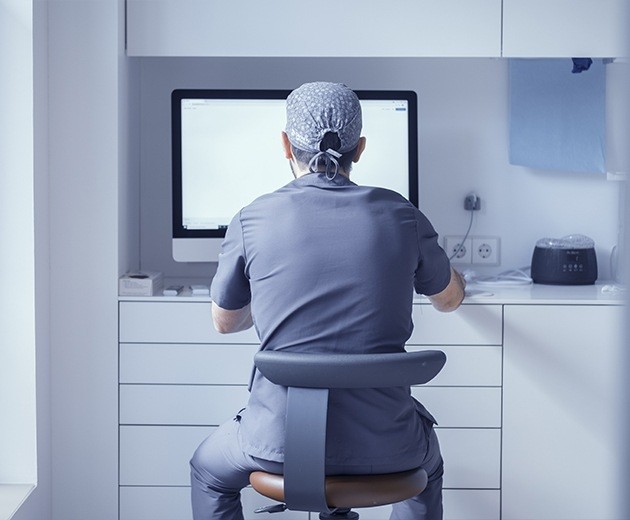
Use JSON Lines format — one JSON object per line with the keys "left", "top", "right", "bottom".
{"left": 211, "top": 172, "right": 451, "bottom": 469}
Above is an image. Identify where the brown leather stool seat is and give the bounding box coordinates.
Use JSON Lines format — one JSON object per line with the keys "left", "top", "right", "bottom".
{"left": 250, "top": 466, "right": 428, "bottom": 509}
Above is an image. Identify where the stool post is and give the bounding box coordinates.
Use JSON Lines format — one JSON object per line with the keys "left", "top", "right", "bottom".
{"left": 284, "top": 386, "right": 330, "bottom": 513}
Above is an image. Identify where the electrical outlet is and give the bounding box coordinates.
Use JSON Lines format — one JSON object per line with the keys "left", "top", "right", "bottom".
{"left": 472, "top": 237, "right": 500, "bottom": 265}
{"left": 444, "top": 236, "right": 473, "bottom": 264}
{"left": 464, "top": 193, "right": 481, "bottom": 211}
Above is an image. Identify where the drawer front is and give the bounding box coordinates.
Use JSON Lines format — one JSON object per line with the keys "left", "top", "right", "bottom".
{"left": 120, "top": 343, "right": 501, "bottom": 386}
{"left": 352, "top": 490, "right": 500, "bottom": 520}
{"left": 120, "top": 426, "right": 214, "bottom": 486}
{"left": 120, "top": 302, "right": 501, "bottom": 345}
{"left": 120, "top": 344, "right": 258, "bottom": 384}
{"left": 119, "top": 486, "right": 498, "bottom": 520}
{"left": 412, "top": 387, "right": 502, "bottom": 428}
{"left": 120, "top": 426, "right": 501, "bottom": 490}
{"left": 120, "top": 385, "right": 250, "bottom": 425}
{"left": 119, "top": 486, "right": 191, "bottom": 520}
{"left": 443, "top": 489, "right": 500, "bottom": 520}
{"left": 409, "top": 305, "right": 502, "bottom": 345}
{"left": 407, "top": 346, "right": 502, "bottom": 386}
{"left": 437, "top": 429, "right": 501, "bottom": 489}
{"left": 119, "top": 301, "right": 259, "bottom": 344}
{"left": 119, "top": 486, "right": 307, "bottom": 520}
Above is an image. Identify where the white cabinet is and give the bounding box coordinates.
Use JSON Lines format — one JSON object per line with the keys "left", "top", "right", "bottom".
{"left": 126, "top": 0, "right": 502, "bottom": 57}
{"left": 503, "top": 0, "right": 629, "bottom": 57}
{"left": 127, "top": 0, "right": 628, "bottom": 58}
{"left": 502, "top": 305, "right": 625, "bottom": 520}
{"left": 119, "top": 298, "right": 623, "bottom": 519}
{"left": 118, "top": 300, "right": 305, "bottom": 520}
{"left": 408, "top": 304, "right": 503, "bottom": 520}
{"left": 118, "top": 300, "right": 503, "bottom": 520}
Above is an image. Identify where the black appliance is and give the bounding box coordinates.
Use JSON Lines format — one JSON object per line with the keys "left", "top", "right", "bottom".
{"left": 531, "top": 235, "right": 598, "bottom": 285}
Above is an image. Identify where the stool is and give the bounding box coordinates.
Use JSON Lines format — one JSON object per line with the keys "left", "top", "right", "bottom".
{"left": 249, "top": 350, "right": 446, "bottom": 518}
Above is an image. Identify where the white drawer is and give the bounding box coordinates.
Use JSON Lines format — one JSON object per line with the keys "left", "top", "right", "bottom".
{"left": 119, "top": 486, "right": 307, "bottom": 520}
{"left": 409, "top": 305, "right": 502, "bottom": 345}
{"left": 351, "top": 490, "right": 500, "bottom": 520}
{"left": 351, "top": 504, "right": 392, "bottom": 520}
{"left": 119, "top": 344, "right": 501, "bottom": 386}
{"left": 119, "top": 302, "right": 502, "bottom": 345}
{"left": 120, "top": 344, "right": 258, "bottom": 384}
{"left": 412, "top": 387, "right": 502, "bottom": 428}
{"left": 119, "top": 301, "right": 260, "bottom": 343}
{"left": 118, "top": 486, "right": 498, "bottom": 520}
{"left": 120, "top": 426, "right": 214, "bottom": 486}
{"left": 120, "top": 426, "right": 501, "bottom": 490}
{"left": 437, "top": 429, "right": 501, "bottom": 489}
{"left": 407, "top": 346, "right": 502, "bottom": 386}
{"left": 119, "top": 486, "right": 190, "bottom": 520}
{"left": 119, "top": 302, "right": 501, "bottom": 345}
{"left": 443, "top": 489, "right": 500, "bottom": 520}
{"left": 120, "top": 385, "right": 250, "bottom": 425}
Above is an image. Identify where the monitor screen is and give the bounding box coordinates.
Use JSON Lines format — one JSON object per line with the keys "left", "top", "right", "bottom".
{"left": 172, "top": 89, "right": 418, "bottom": 262}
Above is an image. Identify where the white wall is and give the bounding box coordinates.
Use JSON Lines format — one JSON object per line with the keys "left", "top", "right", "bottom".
{"left": 0, "top": 0, "right": 37, "bottom": 493}
{"left": 47, "top": 1, "right": 133, "bottom": 519}
{"left": 11, "top": 0, "right": 52, "bottom": 518}
{"left": 137, "top": 57, "right": 621, "bottom": 281}
{"left": 621, "top": 21, "right": 630, "bottom": 520}
{"left": 624, "top": 178, "right": 630, "bottom": 519}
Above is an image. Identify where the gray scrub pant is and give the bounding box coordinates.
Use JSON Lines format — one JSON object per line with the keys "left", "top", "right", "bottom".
{"left": 190, "top": 416, "right": 444, "bottom": 520}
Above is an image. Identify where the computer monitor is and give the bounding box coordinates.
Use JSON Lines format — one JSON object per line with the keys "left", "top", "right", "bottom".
{"left": 172, "top": 89, "right": 418, "bottom": 262}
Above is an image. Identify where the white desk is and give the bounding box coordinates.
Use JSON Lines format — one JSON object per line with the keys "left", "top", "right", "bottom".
{"left": 117, "top": 283, "right": 624, "bottom": 520}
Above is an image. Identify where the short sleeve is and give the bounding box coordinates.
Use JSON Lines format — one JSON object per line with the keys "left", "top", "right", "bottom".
{"left": 210, "top": 212, "right": 252, "bottom": 310}
{"left": 413, "top": 210, "right": 452, "bottom": 296}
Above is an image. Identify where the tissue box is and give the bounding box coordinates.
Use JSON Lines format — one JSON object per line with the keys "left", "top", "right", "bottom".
{"left": 119, "top": 271, "right": 163, "bottom": 296}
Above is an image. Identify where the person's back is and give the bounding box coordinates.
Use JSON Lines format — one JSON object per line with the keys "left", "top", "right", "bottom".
{"left": 191, "top": 82, "right": 465, "bottom": 520}
{"left": 240, "top": 176, "right": 434, "bottom": 353}
{"left": 228, "top": 173, "right": 448, "bottom": 466}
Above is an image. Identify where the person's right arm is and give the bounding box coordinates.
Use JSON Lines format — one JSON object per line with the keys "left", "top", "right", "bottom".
{"left": 426, "top": 267, "right": 466, "bottom": 312}
{"left": 413, "top": 209, "right": 465, "bottom": 313}
{"left": 211, "top": 302, "right": 253, "bottom": 334}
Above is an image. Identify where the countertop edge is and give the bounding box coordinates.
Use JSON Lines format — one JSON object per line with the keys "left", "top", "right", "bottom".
{"left": 118, "top": 282, "right": 626, "bottom": 305}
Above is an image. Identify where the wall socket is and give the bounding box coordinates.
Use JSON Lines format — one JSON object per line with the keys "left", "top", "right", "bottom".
{"left": 472, "top": 237, "right": 500, "bottom": 265}
{"left": 444, "top": 236, "right": 473, "bottom": 264}
{"left": 444, "top": 236, "right": 500, "bottom": 265}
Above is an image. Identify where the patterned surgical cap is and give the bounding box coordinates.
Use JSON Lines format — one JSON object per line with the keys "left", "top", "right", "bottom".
{"left": 285, "top": 82, "right": 362, "bottom": 154}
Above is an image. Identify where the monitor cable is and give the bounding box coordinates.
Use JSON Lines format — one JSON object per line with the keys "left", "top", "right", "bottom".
{"left": 473, "top": 267, "right": 533, "bottom": 286}
{"left": 448, "top": 207, "right": 475, "bottom": 261}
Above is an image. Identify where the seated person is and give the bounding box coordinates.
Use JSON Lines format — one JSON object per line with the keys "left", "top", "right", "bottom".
{"left": 190, "top": 81, "right": 465, "bottom": 520}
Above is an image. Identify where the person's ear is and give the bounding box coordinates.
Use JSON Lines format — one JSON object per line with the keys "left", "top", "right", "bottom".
{"left": 352, "top": 137, "right": 367, "bottom": 163}
{"left": 281, "top": 131, "right": 294, "bottom": 160}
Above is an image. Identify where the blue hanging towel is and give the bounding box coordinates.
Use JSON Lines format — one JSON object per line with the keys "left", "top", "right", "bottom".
{"left": 509, "top": 59, "right": 606, "bottom": 174}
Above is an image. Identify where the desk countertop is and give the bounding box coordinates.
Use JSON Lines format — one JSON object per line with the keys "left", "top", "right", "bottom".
{"left": 120, "top": 282, "right": 626, "bottom": 305}
{"left": 418, "top": 282, "right": 626, "bottom": 305}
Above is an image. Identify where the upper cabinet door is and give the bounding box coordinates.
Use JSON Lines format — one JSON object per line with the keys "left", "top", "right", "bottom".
{"left": 503, "top": 0, "right": 629, "bottom": 58}
{"left": 126, "top": 0, "right": 502, "bottom": 57}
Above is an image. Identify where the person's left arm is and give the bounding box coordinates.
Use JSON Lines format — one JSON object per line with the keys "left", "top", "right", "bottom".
{"left": 210, "top": 211, "right": 254, "bottom": 334}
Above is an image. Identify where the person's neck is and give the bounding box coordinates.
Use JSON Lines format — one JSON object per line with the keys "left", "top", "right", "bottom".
{"left": 295, "top": 169, "right": 349, "bottom": 179}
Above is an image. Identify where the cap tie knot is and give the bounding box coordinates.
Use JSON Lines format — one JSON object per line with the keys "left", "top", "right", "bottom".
{"left": 307, "top": 148, "right": 342, "bottom": 180}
